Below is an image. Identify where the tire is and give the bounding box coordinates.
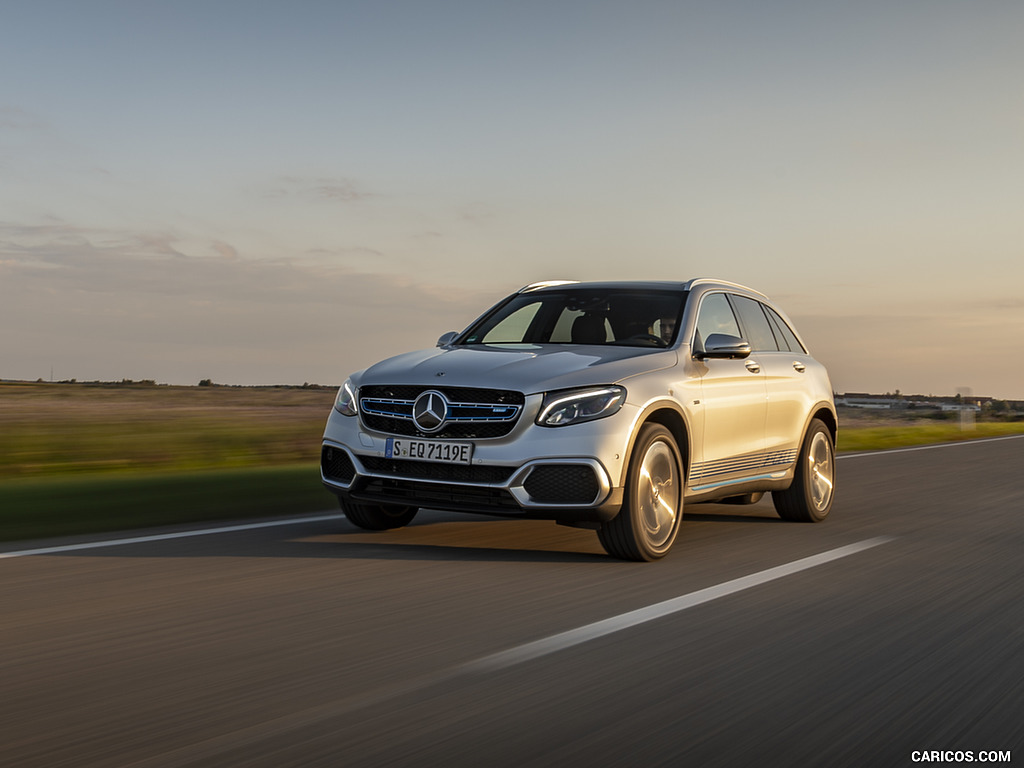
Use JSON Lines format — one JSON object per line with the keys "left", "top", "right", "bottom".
{"left": 340, "top": 498, "right": 418, "bottom": 530}
{"left": 598, "top": 423, "right": 683, "bottom": 561}
{"left": 773, "top": 419, "right": 835, "bottom": 522}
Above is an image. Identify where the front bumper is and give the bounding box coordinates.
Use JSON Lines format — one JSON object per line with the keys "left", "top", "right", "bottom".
{"left": 320, "top": 402, "right": 632, "bottom": 523}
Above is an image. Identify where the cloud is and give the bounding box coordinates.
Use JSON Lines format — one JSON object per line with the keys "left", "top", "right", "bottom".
{"left": 0, "top": 217, "right": 505, "bottom": 384}
{"left": 3, "top": 223, "right": 1019, "bottom": 396}
{"left": 268, "top": 175, "right": 376, "bottom": 204}
{"left": 459, "top": 202, "right": 495, "bottom": 223}
{"left": 967, "top": 296, "right": 1024, "bottom": 313}
{"left": 306, "top": 245, "right": 384, "bottom": 259}
{"left": 0, "top": 106, "right": 48, "bottom": 133}
{"left": 212, "top": 240, "right": 239, "bottom": 261}
{"left": 133, "top": 233, "right": 189, "bottom": 259}
{"left": 0, "top": 218, "right": 461, "bottom": 306}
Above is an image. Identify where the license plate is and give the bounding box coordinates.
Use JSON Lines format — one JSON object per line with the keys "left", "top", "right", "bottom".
{"left": 385, "top": 438, "right": 473, "bottom": 465}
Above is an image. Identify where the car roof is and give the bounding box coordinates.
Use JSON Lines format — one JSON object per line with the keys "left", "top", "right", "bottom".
{"left": 519, "top": 278, "right": 768, "bottom": 300}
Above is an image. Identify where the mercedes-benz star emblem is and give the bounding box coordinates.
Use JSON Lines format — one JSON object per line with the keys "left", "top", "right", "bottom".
{"left": 412, "top": 390, "right": 448, "bottom": 433}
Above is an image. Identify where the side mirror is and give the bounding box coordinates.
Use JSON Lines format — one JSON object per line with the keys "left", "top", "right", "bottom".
{"left": 436, "top": 331, "right": 458, "bottom": 347}
{"left": 698, "top": 333, "right": 752, "bottom": 360}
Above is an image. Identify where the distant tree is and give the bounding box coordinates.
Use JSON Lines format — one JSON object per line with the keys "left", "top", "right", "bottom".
{"left": 198, "top": 379, "right": 213, "bottom": 387}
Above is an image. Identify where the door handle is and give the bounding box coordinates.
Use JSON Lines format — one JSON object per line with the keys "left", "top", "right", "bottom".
{"left": 792, "top": 361, "right": 806, "bottom": 373}
{"left": 745, "top": 361, "right": 761, "bottom": 374}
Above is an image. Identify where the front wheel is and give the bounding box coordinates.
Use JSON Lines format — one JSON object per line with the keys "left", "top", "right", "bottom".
{"left": 598, "top": 423, "right": 683, "bottom": 561}
{"left": 773, "top": 419, "right": 835, "bottom": 522}
{"left": 340, "top": 498, "right": 418, "bottom": 530}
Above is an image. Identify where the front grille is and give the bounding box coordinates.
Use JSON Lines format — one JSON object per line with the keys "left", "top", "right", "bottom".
{"left": 521, "top": 464, "right": 601, "bottom": 504}
{"left": 321, "top": 445, "right": 356, "bottom": 485}
{"left": 361, "top": 386, "right": 524, "bottom": 404}
{"left": 360, "top": 457, "right": 514, "bottom": 484}
{"left": 359, "top": 385, "right": 525, "bottom": 439}
{"left": 354, "top": 477, "right": 522, "bottom": 512}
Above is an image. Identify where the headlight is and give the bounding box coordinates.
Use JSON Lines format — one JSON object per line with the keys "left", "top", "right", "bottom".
{"left": 537, "top": 386, "right": 625, "bottom": 427}
{"left": 334, "top": 378, "right": 358, "bottom": 417}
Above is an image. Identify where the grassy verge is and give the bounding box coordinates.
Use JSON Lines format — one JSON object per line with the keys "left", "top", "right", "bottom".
{"left": 3, "top": 382, "right": 1023, "bottom": 543}
{"left": 836, "top": 421, "right": 1024, "bottom": 453}
{"left": 0, "top": 381, "right": 335, "bottom": 478}
{"left": 5, "top": 424, "right": 1024, "bottom": 543}
{"left": 0, "top": 382, "right": 341, "bottom": 542}
{"left": 0, "top": 464, "right": 337, "bottom": 542}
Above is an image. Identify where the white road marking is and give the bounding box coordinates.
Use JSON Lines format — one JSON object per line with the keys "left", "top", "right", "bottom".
{"left": 463, "top": 535, "right": 895, "bottom": 672}
{"left": 837, "top": 433, "right": 1024, "bottom": 460}
{"left": 0, "top": 513, "right": 344, "bottom": 559}
{"left": 122, "top": 535, "right": 898, "bottom": 766}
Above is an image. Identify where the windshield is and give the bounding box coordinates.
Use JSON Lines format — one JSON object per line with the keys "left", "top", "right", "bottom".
{"left": 460, "top": 289, "right": 687, "bottom": 348}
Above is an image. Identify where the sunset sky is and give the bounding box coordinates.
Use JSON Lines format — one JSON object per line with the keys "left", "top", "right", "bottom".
{"left": 2, "top": 1, "right": 1022, "bottom": 398}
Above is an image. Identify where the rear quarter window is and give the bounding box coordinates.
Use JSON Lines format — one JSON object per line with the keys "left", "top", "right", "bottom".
{"left": 764, "top": 305, "right": 807, "bottom": 354}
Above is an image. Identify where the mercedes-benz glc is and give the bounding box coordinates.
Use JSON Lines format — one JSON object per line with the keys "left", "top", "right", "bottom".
{"left": 322, "top": 279, "right": 836, "bottom": 561}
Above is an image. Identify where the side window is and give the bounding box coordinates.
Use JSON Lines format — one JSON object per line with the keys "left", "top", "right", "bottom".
{"left": 481, "top": 301, "right": 541, "bottom": 343}
{"left": 694, "top": 293, "right": 741, "bottom": 350}
{"left": 763, "top": 308, "right": 791, "bottom": 352}
{"left": 730, "top": 295, "right": 779, "bottom": 352}
{"left": 764, "top": 305, "right": 806, "bottom": 354}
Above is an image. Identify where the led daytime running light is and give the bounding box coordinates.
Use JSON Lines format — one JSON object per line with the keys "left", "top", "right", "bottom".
{"left": 537, "top": 386, "right": 625, "bottom": 427}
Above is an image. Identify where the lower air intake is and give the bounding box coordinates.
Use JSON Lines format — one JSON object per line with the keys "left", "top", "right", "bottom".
{"left": 521, "top": 464, "right": 601, "bottom": 505}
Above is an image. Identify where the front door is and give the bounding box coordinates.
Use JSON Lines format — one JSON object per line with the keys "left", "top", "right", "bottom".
{"left": 690, "top": 292, "right": 767, "bottom": 489}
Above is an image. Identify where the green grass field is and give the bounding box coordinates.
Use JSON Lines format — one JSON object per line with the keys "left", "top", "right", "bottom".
{"left": 0, "top": 381, "right": 335, "bottom": 477}
{"left": 2, "top": 381, "right": 1022, "bottom": 542}
{"left": 837, "top": 420, "right": 1024, "bottom": 453}
{"left": 0, "top": 464, "right": 333, "bottom": 541}
{"left": 0, "top": 381, "right": 339, "bottom": 541}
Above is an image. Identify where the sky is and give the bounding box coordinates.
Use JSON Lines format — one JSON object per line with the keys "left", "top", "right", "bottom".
{"left": 1, "top": 1, "right": 1022, "bottom": 398}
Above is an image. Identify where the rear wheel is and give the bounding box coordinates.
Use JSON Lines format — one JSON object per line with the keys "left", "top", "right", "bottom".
{"left": 340, "top": 498, "right": 418, "bottom": 530}
{"left": 773, "top": 419, "right": 834, "bottom": 522}
{"left": 598, "top": 423, "right": 683, "bottom": 561}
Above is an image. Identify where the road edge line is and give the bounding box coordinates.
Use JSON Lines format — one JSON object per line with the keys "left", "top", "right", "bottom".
{"left": 0, "top": 513, "right": 345, "bottom": 559}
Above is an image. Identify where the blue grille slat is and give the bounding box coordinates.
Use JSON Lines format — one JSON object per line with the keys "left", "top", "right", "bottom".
{"left": 691, "top": 449, "right": 798, "bottom": 481}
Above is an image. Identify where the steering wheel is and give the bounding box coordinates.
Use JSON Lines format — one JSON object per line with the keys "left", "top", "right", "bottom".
{"left": 628, "top": 334, "right": 667, "bottom": 347}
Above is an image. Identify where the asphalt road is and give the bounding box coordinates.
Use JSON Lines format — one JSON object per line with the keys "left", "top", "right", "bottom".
{"left": 2, "top": 437, "right": 1023, "bottom": 767}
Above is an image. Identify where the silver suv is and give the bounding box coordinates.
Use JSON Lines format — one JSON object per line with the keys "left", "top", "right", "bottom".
{"left": 322, "top": 279, "right": 836, "bottom": 561}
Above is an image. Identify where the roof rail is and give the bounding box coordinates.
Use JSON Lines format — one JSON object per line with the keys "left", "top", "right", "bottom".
{"left": 518, "top": 280, "right": 579, "bottom": 293}
{"left": 684, "top": 278, "right": 768, "bottom": 300}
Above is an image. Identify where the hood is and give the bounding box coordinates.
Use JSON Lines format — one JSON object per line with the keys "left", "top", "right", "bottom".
{"left": 358, "top": 344, "right": 678, "bottom": 394}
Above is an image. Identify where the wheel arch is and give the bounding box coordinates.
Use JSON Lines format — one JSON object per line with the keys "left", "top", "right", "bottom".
{"left": 618, "top": 401, "right": 691, "bottom": 488}
{"left": 778, "top": 402, "right": 837, "bottom": 495}
{"left": 808, "top": 403, "right": 838, "bottom": 444}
